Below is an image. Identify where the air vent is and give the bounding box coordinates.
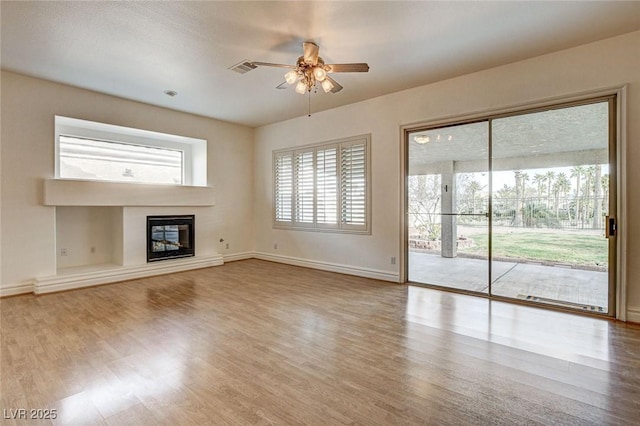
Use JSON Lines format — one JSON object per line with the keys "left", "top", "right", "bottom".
{"left": 229, "top": 60, "right": 257, "bottom": 74}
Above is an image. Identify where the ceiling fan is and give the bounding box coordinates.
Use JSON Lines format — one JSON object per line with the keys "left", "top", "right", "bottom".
{"left": 243, "top": 42, "right": 369, "bottom": 94}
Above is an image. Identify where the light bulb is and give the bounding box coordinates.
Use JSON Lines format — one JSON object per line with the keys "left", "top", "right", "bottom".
{"left": 313, "top": 67, "right": 327, "bottom": 82}
{"left": 321, "top": 79, "right": 334, "bottom": 93}
{"left": 284, "top": 70, "right": 298, "bottom": 85}
{"left": 295, "top": 80, "right": 307, "bottom": 94}
{"left": 413, "top": 135, "right": 430, "bottom": 144}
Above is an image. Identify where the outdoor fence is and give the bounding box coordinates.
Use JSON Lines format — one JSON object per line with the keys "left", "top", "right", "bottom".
{"left": 409, "top": 196, "right": 608, "bottom": 238}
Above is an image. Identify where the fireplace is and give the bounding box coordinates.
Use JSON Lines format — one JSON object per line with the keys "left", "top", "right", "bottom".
{"left": 147, "top": 215, "right": 195, "bottom": 262}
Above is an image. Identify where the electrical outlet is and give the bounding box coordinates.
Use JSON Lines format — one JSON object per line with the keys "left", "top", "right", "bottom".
{"left": 61, "top": 248, "right": 68, "bottom": 256}
{"left": 391, "top": 256, "right": 396, "bottom": 265}
{"left": 274, "top": 243, "right": 278, "bottom": 250}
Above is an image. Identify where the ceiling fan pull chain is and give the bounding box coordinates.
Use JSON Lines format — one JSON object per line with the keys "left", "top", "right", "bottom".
{"left": 308, "top": 91, "right": 311, "bottom": 117}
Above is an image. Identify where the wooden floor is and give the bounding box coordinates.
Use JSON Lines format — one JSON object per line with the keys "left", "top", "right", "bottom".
{"left": 1, "top": 259, "right": 639, "bottom": 425}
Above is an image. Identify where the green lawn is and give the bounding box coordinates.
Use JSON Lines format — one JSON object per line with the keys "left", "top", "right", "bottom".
{"left": 460, "top": 232, "right": 608, "bottom": 268}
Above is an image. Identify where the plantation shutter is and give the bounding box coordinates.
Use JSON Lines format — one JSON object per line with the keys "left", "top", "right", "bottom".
{"left": 274, "top": 152, "right": 293, "bottom": 223}
{"left": 295, "top": 150, "right": 315, "bottom": 224}
{"left": 341, "top": 141, "right": 367, "bottom": 230}
{"left": 273, "top": 134, "right": 369, "bottom": 233}
{"left": 316, "top": 146, "right": 338, "bottom": 226}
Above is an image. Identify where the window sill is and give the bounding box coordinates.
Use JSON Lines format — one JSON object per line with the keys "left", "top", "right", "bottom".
{"left": 43, "top": 179, "right": 215, "bottom": 207}
{"left": 273, "top": 223, "right": 370, "bottom": 235}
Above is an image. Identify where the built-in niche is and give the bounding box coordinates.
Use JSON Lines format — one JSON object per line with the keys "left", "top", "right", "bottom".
{"left": 55, "top": 206, "right": 122, "bottom": 271}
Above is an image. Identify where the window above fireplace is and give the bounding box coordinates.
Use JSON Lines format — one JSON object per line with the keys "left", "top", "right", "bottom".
{"left": 55, "top": 116, "right": 207, "bottom": 187}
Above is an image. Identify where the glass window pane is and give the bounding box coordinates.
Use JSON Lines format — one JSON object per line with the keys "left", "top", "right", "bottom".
{"left": 59, "top": 135, "right": 183, "bottom": 185}
{"left": 491, "top": 101, "right": 610, "bottom": 312}
{"left": 408, "top": 121, "right": 489, "bottom": 293}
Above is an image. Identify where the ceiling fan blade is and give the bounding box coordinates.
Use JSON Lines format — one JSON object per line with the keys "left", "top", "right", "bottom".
{"left": 325, "top": 75, "right": 343, "bottom": 93}
{"left": 303, "top": 42, "right": 319, "bottom": 65}
{"left": 251, "top": 61, "right": 296, "bottom": 69}
{"left": 275, "top": 81, "right": 289, "bottom": 89}
{"left": 326, "top": 63, "right": 370, "bottom": 73}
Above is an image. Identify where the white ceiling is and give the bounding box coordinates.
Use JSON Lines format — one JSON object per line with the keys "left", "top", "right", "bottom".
{"left": 2, "top": 1, "right": 639, "bottom": 128}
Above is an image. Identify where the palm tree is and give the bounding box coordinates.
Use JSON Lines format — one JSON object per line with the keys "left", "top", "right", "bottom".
{"left": 533, "top": 173, "right": 546, "bottom": 201}
{"left": 556, "top": 173, "right": 571, "bottom": 198}
{"left": 581, "top": 166, "right": 596, "bottom": 228}
{"left": 601, "top": 173, "right": 609, "bottom": 211}
{"left": 520, "top": 172, "right": 530, "bottom": 226}
{"left": 521, "top": 172, "right": 530, "bottom": 196}
{"left": 514, "top": 171, "right": 523, "bottom": 226}
{"left": 553, "top": 172, "right": 571, "bottom": 218}
{"left": 545, "top": 170, "right": 556, "bottom": 208}
{"left": 592, "top": 167, "right": 603, "bottom": 229}
{"left": 570, "top": 166, "right": 585, "bottom": 225}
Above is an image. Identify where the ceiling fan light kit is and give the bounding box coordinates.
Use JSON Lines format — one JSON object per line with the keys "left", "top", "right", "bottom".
{"left": 281, "top": 54, "right": 334, "bottom": 94}
{"left": 241, "top": 42, "right": 369, "bottom": 95}
{"left": 284, "top": 70, "right": 298, "bottom": 85}
{"left": 321, "top": 79, "right": 334, "bottom": 93}
{"left": 295, "top": 80, "right": 307, "bottom": 94}
{"left": 313, "top": 67, "right": 327, "bottom": 81}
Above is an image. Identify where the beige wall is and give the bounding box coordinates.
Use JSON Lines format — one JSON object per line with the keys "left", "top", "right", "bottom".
{"left": 0, "top": 71, "right": 254, "bottom": 289}
{"left": 254, "top": 31, "right": 640, "bottom": 320}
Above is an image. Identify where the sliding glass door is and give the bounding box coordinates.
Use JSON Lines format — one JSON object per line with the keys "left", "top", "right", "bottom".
{"left": 407, "top": 121, "right": 489, "bottom": 293}
{"left": 490, "top": 100, "right": 614, "bottom": 313}
{"left": 406, "top": 97, "right": 616, "bottom": 315}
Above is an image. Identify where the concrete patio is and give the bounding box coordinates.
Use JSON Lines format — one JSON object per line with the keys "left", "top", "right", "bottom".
{"left": 408, "top": 251, "right": 608, "bottom": 312}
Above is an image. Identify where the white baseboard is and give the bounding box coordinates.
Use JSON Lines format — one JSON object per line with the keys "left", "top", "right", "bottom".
{"left": 223, "top": 252, "right": 255, "bottom": 262}
{"left": 2, "top": 252, "right": 399, "bottom": 297}
{"left": 626, "top": 307, "right": 640, "bottom": 324}
{"left": 0, "top": 280, "right": 35, "bottom": 297}
{"left": 34, "top": 254, "right": 224, "bottom": 295}
{"left": 253, "top": 251, "right": 400, "bottom": 282}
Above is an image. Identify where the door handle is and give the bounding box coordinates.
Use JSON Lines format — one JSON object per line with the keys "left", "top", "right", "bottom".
{"left": 606, "top": 216, "right": 617, "bottom": 238}
{"left": 440, "top": 213, "right": 489, "bottom": 217}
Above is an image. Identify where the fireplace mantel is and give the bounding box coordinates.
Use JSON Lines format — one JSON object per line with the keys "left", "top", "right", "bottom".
{"left": 42, "top": 180, "right": 219, "bottom": 294}
{"left": 44, "top": 179, "right": 215, "bottom": 207}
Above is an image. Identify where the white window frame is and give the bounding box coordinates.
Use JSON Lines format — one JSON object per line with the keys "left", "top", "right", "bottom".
{"left": 54, "top": 116, "right": 207, "bottom": 186}
{"left": 273, "top": 134, "right": 371, "bottom": 234}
